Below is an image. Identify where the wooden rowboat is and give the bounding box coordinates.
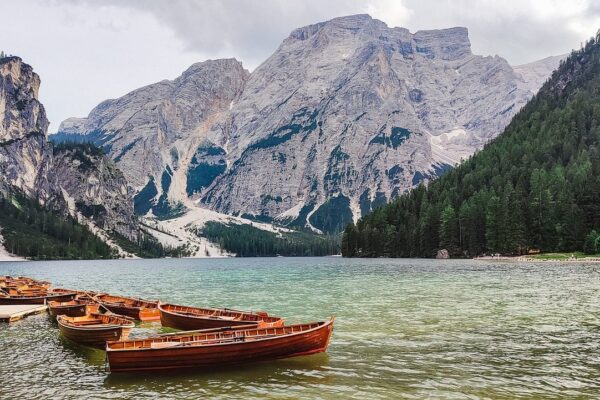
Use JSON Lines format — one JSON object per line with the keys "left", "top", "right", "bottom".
{"left": 159, "top": 303, "right": 285, "bottom": 330}
{"left": 2, "top": 284, "right": 50, "bottom": 296}
{"left": 0, "top": 290, "right": 77, "bottom": 305}
{"left": 48, "top": 299, "right": 100, "bottom": 317}
{"left": 57, "top": 313, "right": 135, "bottom": 348}
{"left": 106, "top": 318, "right": 334, "bottom": 372}
{"left": 94, "top": 294, "right": 160, "bottom": 321}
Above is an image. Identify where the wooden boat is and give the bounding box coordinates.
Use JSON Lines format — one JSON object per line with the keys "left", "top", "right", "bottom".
{"left": 2, "top": 284, "right": 49, "bottom": 296}
{"left": 159, "top": 303, "right": 285, "bottom": 330}
{"left": 94, "top": 294, "right": 160, "bottom": 321}
{"left": 106, "top": 318, "right": 335, "bottom": 372}
{"left": 1, "top": 276, "right": 51, "bottom": 289}
{"left": 57, "top": 313, "right": 135, "bottom": 348}
{"left": 48, "top": 299, "right": 100, "bottom": 317}
{"left": 0, "top": 290, "right": 77, "bottom": 305}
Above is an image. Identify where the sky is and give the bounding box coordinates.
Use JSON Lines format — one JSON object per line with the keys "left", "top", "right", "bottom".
{"left": 2, "top": 0, "right": 599, "bottom": 132}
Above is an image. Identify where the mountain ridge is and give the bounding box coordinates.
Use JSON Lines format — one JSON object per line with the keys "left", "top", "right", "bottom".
{"left": 53, "top": 14, "right": 564, "bottom": 233}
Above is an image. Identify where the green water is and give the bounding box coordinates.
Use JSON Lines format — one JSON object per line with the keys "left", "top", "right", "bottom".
{"left": 1, "top": 258, "right": 599, "bottom": 399}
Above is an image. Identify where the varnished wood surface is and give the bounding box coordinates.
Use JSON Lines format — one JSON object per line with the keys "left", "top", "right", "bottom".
{"left": 159, "top": 303, "right": 284, "bottom": 330}
{"left": 107, "top": 319, "right": 334, "bottom": 372}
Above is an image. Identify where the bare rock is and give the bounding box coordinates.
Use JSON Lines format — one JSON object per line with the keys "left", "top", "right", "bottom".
{"left": 436, "top": 249, "right": 450, "bottom": 259}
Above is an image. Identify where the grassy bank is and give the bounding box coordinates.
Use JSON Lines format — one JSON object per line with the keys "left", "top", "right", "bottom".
{"left": 528, "top": 252, "right": 600, "bottom": 261}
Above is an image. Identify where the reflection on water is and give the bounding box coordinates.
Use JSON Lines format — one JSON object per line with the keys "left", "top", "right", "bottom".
{"left": 1, "top": 257, "right": 600, "bottom": 399}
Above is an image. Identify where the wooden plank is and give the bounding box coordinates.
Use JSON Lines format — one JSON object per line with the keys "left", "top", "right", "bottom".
{"left": 0, "top": 304, "right": 48, "bottom": 323}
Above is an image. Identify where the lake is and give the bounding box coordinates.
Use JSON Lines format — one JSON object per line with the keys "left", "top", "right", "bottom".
{"left": 1, "top": 258, "right": 599, "bottom": 399}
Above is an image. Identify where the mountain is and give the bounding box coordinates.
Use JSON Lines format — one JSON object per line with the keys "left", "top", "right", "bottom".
{"left": 342, "top": 32, "right": 600, "bottom": 258}
{"left": 0, "top": 56, "right": 140, "bottom": 258}
{"left": 55, "top": 15, "right": 562, "bottom": 233}
{"left": 55, "top": 59, "right": 249, "bottom": 218}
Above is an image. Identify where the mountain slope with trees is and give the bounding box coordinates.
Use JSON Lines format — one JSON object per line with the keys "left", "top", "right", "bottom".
{"left": 342, "top": 31, "right": 600, "bottom": 258}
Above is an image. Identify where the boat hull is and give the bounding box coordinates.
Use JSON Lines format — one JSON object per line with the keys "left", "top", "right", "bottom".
{"left": 0, "top": 292, "right": 77, "bottom": 305}
{"left": 99, "top": 303, "right": 160, "bottom": 322}
{"left": 59, "top": 323, "right": 132, "bottom": 348}
{"left": 57, "top": 315, "right": 134, "bottom": 348}
{"left": 48, "top": 302, "right": 99, "bottom": 318}
{"left": 94, "top": 294, "right": 160, "bottom": 321}
{"left": 107, "top": 320, "right": 334, "bottom": 372}
{"left": 159, "top": 304, "right": 284, "bottom": 330}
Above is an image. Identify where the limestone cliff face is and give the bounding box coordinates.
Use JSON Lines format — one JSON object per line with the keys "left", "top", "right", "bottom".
{"left": 512, "top": 54, "right": 565, "bottom": 94}
{"left": 56, "top": 15, "right": 562, "bottom": 233}
{"left": 201, "top": 15, "right": 560, "bottom": 232}
{"left": 0, "top": 57, "right": 52, "bottom": 198}
{"left": 0, "top": 56, "right": 138, "bottom": 240}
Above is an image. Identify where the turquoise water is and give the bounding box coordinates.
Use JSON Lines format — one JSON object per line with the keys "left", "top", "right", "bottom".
{"left": 1, "top": 258, "right": 600, "bottom": 399}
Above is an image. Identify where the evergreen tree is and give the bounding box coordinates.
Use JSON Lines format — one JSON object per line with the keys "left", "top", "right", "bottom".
{"left": 343, "top": 31, "right": 600, "bottom": 258}
{"left": 439, "top": 205, "right": 459, "bottom": 256}
{"left": 583, "top": 230, "right": 599, "bottom": 254}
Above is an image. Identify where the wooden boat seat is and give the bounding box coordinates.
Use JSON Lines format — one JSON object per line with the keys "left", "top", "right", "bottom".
{"left": 150, "top": 342, "right": 181, "bottom": 349}
{"left": 73, "top": 320, "right": 104, "bottom": 325}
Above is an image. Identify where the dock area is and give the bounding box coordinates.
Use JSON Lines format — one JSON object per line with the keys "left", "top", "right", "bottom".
{"left": 0, "top": 304, "right": 48, "bottom": 323}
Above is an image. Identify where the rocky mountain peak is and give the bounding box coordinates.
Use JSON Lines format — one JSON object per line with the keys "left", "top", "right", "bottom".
{"left": 287, "top": 14, "right": 386, "bottom": 42}
{"left": 181, "top": 58, "right": 247, "bottom": 79}
{"left": 55, "top": 15, "right": 564, "bottom": 234}
{"left": 413, "top": 26, "right": 471, "bottom": 60}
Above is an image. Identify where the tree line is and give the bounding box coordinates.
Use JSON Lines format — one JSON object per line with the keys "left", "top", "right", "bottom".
{"left": 0, "top": 193, "right": 115, "bottom": 259}
{"left": 343, "top": 31, "right": 600, "bottom": 258}
{"left": 200, "top": 221, "right": 340, "bottom": 257}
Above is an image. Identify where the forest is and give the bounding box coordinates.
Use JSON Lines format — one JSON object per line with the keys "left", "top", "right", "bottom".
{"left": 0, "top": 193, "right": 115, "bottom": 259}
{"left": 343, "top": 32, "right": 600, "bottom": 258}
{"left": 200, "top": 221, "right": 340, "bottom": 257}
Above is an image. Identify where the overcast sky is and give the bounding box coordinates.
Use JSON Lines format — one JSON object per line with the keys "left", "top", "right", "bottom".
{"left": 2, "top": 0, "right": 599, "bottom": 132}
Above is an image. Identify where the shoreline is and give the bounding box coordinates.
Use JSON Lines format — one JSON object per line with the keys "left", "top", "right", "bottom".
{"left": 474, "top": 256, "right": 600, "bottom": 263}
{"left": 0, "top": 234, "right": 25, "bottom": 262}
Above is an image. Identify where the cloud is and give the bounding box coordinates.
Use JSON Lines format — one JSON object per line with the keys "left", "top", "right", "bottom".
{"left": 84, "top": 0, "right": 599, "bottom": 68}
{"left": 79, "top": 0, "right": 406, "bottom": 69}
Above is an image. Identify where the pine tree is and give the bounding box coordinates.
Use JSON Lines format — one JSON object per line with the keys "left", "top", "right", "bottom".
{"left": 439, "top": 205, "right": 459, "bottom": 256}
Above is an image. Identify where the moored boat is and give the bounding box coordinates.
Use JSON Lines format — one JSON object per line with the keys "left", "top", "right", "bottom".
{"left": 57, "top": 313, "right": 135, "bottom": 348}
{"left": 94, "top": 294, "right": 160, "bottom": 321}
{"left": 159, "top": 303, "right": 285, "bottom": 330}
{"left": 48, "top": 299, "right": 100, "bottom": 317}
{"left": 106, "top": 318, "right": 334, "bottom": 372}
{"left": 2, "top": 284, "right": 49, "bottom": 296}
{"left": 0, "top": 290, "right": 77, "bottom": 305}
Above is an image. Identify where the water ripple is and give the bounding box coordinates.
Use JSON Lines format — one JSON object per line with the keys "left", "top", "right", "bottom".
{"left": 1, "top": 258, "right": 600, "bottom": 398}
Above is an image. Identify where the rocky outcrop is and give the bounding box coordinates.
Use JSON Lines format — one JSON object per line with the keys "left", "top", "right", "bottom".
{"left": 436, "top": 249, "right": 450, "bottom": 259}
{"left": 0, "top": 56, "right": 138, "bottom": 241}
{"left": 0, "top": 57, "right": 52, "bottom": 199}
{"left": 50, "top": 145, "right": 138, "bottom": 239}
{"left": 56, "top": 15, "right": 562, "bottom": 233}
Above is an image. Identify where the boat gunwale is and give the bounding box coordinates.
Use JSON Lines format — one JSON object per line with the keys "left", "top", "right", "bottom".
{"left": 106, "top": 317, "right": 334, "bottom": 352}
{"left": 159, "top": 302, "right": 283, "bottom": 323}
{"left": 95, "top": 294, "right": 158, "bottom": 310}
{"left": 0, "top": 291, "right": 77, "bottom": 301}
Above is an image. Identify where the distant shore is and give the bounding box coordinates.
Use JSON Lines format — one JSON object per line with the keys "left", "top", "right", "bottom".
{"left": 474, "top": 254, "right": 600, "bottom": 263}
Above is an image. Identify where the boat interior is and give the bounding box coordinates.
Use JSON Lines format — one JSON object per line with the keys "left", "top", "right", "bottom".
{"left": 107, "top": 321, "right": 329, "bottom": 350}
